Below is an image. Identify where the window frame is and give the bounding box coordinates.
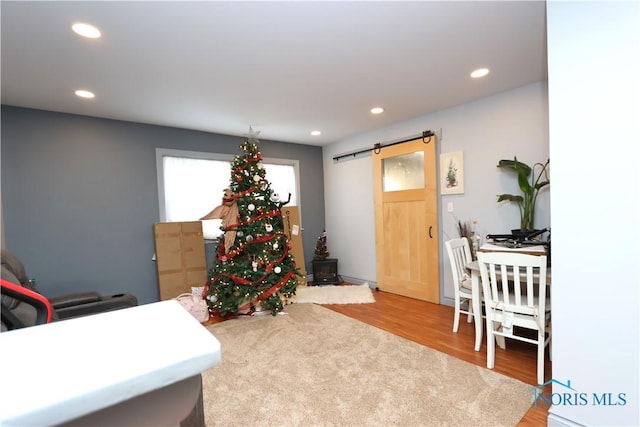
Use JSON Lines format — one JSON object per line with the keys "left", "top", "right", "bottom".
{"left": 155, "top": 148, "right": 302, "bottom": 224}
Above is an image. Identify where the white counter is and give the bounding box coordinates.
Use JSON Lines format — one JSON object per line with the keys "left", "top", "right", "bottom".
{"left": 0, "top": 300, "right": 221, "bottom": 426}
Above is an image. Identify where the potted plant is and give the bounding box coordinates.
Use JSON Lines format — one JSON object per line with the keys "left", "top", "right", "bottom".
{"left": 496, "top": 157, "right": 550, "bottom": 233}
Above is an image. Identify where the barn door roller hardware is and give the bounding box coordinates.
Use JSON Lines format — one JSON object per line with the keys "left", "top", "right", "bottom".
{"left": 333, "top": 130, "right": 435, "bottom": 162}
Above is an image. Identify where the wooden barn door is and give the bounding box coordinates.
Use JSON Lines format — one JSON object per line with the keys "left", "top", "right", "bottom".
{"left": 372, "top": 137, "right": 439, "bottom": 303}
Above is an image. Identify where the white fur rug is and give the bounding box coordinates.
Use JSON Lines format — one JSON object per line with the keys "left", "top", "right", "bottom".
{"left": 288, "top": 283, "right": 375, "bottom": 304}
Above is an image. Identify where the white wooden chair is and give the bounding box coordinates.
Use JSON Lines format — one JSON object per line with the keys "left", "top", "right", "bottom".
{"left": 444, "top": 238, "right": 475, "bottom": 333}
{"left": 477, "top": 250, "right": 551, "bottom": 384}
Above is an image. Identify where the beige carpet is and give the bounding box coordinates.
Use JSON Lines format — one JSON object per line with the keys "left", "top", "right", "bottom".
{"left": 202, "top": 304, "right": 532, "bottom": 427}
{"left": 288, "top": 283, "right": 375, "bottom": 305}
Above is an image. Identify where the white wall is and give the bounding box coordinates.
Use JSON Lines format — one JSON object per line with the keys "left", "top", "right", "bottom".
{"left": 323, "top": 82, "right": 549, "bottom": 303}
{"left": 547, "top": 2, "right": 640, "bottom": 426}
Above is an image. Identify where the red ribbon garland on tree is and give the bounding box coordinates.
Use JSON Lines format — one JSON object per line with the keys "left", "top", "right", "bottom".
{"left": 236, "top": 270, "right": 296, "bottom": 313}
{"left": 225, "top": 209, "right": 280, "bottom": 232}
{"left": 222, "top": 186, "right": 256, "bottom": 204}
{"left": 213, "top": 234, "right": 292, "bottom": 283}
{"left": 217, "top": 232, "right": 289, "bottom": 261}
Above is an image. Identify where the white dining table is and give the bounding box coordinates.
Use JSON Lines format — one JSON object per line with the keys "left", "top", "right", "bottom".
{"left": 465, "top": 247, "right": 551, "bottom": 352}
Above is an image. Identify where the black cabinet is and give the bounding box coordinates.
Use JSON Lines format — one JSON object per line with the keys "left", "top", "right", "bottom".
{"left": 311, "top": 258, "right": 340, "bottom": 285}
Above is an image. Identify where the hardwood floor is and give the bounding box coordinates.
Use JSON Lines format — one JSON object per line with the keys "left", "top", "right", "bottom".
{"left": 206, "top": 288, "right": 551, "bottom": 426}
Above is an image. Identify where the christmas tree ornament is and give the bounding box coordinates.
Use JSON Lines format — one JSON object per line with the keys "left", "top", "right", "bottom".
{"left": 248, "top": 204, "right": 255, "bottom": 211}
{"left": 274, "top": 266, "right": 282, "bottom": 274}
{"left": 253, "top": 175, "right": 261, "bottom": 182}
{"left": 252, "top": 260, "right": 258, "bottom": 272}
{"left": 265, "top": 223, "right": 273, "bottom": 232}
{"left": 246, "top": 235, "right": 254, "bottom": 242}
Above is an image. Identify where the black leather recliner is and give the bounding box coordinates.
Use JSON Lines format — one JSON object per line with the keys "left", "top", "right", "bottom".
{"left": 1, "top": 249, "right": 138, "bottom": 331}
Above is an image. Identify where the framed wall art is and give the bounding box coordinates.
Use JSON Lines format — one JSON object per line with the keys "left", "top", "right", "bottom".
{"left": 440, "top": 150, "right": 464, "bottom": 195}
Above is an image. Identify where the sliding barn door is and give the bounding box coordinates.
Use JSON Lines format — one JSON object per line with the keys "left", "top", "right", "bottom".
{"left": 372, "top": 137, "right": 439, "bottom": 303}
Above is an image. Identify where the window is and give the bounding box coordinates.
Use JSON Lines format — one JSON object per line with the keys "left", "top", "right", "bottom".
{"left": 382, "top": 152, "right": 424, "bottom": 192}
{"left": 156, "top": 149, "right": 300, "bottom": 239}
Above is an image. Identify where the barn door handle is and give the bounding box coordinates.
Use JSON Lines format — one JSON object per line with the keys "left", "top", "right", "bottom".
{"left": 429, "top": 226, "right": 433, "bottom": 239}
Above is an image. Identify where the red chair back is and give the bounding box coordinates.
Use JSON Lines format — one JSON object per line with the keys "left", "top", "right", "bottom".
{"left": 1, "top": 278, "right": 53, "bottom": 329}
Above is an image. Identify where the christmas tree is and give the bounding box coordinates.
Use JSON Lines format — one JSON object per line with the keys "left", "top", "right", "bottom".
{"left": 314, "top": 230, "right": 330, "bottom": 260}
{"left": 205, "top": 132, "right": 301, "bottom": 316}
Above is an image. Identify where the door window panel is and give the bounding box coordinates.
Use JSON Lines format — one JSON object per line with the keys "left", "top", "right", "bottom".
{"left": 382, "top": 152, "right": 424, "bottom": 191}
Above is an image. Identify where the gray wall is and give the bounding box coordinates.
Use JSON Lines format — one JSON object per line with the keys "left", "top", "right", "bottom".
{"left": 1, "top": 106, "right": 325, "bottom": 304}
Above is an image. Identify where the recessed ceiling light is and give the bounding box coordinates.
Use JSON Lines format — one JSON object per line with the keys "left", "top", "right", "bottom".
{"left": 310, "top": 130, "right": 322, "bottom": 136}
{"left": 72, "top": 22, "right": 101, "bottom": 39}
{"left": 470, "top": 68, "right": 490, "bottom": 78}
{"left": 75, "top": 90, "right": 95, "bottom": 99}
{"left": 370, "top": 107, "right": 384, "bottom": 114}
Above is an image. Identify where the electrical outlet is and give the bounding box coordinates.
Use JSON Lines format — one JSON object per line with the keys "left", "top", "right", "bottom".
{"left": 447, "top": 202, "right": 454, "bottom": 213}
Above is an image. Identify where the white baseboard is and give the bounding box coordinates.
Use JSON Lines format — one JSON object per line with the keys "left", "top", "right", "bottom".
{"left": 440, "top": 296, "right": 455, "bottom": 307}
{"left": 547, "top": 412, "right": 585, "bottom": 427}
{"left": 305, "top": 274, "right": 377, "bottom": 288}
{"left": 338, "top": 275, "right": 377, "bottom": 288}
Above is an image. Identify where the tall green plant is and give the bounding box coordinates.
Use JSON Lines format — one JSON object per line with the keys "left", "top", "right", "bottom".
{"left": 496, "top": 157, "right": 550, "bottom": 232}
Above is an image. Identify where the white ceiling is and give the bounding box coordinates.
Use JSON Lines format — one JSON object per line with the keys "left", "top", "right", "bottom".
{"left": 1, "top": 1, "right": 547, "bottom": 146}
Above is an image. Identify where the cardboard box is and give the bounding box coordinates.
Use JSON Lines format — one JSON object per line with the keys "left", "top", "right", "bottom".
{"left": 153, "top": 221, "right": 207, "bottom": 300}
{"left": 280, "top": 206, "right": 307, "bottom": 286}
